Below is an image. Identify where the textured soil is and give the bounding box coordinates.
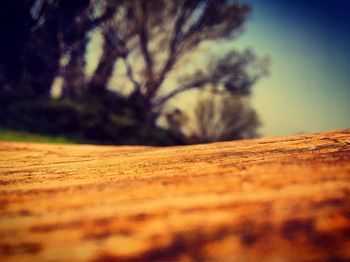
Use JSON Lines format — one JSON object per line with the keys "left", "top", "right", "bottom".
{"left": 0, "top": 130, "right": 350, "bottom": 261}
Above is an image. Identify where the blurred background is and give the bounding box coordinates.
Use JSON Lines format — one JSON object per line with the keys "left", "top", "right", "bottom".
{"left": 0, "top": 0, "right": 349, "bottom": 146}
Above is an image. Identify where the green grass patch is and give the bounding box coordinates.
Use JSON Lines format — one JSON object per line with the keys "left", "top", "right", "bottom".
{"left": 0, "top": 129, "right": 77, "bottom": 144}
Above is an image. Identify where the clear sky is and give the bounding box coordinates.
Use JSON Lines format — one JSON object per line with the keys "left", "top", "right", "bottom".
{"left": 234, "top": 0, "right": 350, "bottom": 136}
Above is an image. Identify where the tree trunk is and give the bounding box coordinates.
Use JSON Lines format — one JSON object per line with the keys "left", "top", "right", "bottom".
{"left": 88, "top": 29, "right": 122, "bottom": 94}
{"left": 0, "top": 130, "right": 349, "bottom": 261}
{"left": 61, "top": 40, "right": 88, "bottom": 99}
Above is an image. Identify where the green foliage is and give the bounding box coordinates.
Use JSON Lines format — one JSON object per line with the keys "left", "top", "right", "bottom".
{"left": 0, "top": 129, "right": 76, "bottom": 144}
{"left": 0, "top": 90, "right": 179, "bottom": 146}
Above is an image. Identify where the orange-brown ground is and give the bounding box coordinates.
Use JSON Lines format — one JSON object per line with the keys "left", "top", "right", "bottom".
{"left": 0, "top": 130, "right": 350, "bottom": 261}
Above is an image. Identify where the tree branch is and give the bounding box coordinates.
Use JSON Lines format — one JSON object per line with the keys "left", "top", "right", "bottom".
{"left": 88, "top": 0, "right": 120, "bottom": 31}
{"left": 159, "top": 2, "right": 198, "bottom": 79}
{"left": 145, "top": 1, "right": 199, "bottom": 99}
{"left": 180, "top": 0, "right": 215, "bottom": 43}
{"left": 123, "top": 56, "right": 141, "bottom": 94}
{"left": 138, "top": 0, "right": 154, "bottom": 78}
{"left": 154, "top": 77, "right": 209, "bottom": 109}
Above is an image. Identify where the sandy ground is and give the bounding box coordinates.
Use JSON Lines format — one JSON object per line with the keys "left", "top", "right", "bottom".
{"left": 0, "top": 130, "right": 350, "bottom": 261}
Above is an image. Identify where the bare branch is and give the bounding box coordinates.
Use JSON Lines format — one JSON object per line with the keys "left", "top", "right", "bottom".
{"left": 143, "top": 1, "right": 200, "bottom": 99}
{"left": 137, "top": 0, "right": 154, "bottom": 79}
{"left": 154, "top": 49, "right": 268, "bottom": 109}
{"left": 158, "top": 1, "right": 199, "bottom": 82}
{"left": 88, "top": 0, "right": 120, "bottom": 31}
{"left": 123, "top": 56, "right": 141, "bottom": 93}
{"left": 154, "top": 77, "right": 209, "bottom": 109}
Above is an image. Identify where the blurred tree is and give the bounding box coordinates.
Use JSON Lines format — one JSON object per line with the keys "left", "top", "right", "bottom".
{"left": 1, "top": 0, "right": 267, "bottom": 103}
{"left": 0, "top": 0, "right": 118, "bottom": 97}
{"left": 0, "top": 0, "right": 269, "bottom": 145}
{"left": 0, "top": 0, "right": 33, "bottom": 89}
{"left": 165, "top": 90, "right": 260, "bottom": 144}
{"left": 82, "top": 0, "right": 268, "bottom": 125}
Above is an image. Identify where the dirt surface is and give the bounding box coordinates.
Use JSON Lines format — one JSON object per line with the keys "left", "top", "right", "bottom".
{"left": 0, "top": 130, "right": 350, "bottom": 262}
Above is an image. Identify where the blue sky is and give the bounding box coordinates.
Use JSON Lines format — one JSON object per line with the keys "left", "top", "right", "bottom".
{"left": 234, "top": 0, "right": 350, "bottom": 136}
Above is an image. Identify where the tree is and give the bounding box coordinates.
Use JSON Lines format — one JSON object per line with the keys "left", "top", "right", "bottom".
{"left": 165, "top": 89, "right": 260, "bottom": 144}
{"left": 0, "top": 0, "right": 33, "bottom": 89}
{"left": 0, "top": 0, "right": 119, "bottom": 97}
{"left": 1, "top": 0, "right": 269, "bottom": 145}
{"left": 2, "top": 0, "right": 267, "bottom": 111}
{"left": 82, "top": 0, "right": 266, "bottom": 118}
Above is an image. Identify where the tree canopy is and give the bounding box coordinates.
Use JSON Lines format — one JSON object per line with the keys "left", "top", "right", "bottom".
{"left": 0, "top": 0, "right": 269, "bottom": 145}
